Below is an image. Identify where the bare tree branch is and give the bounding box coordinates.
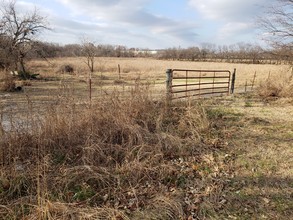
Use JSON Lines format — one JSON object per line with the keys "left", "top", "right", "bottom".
{"left": 258, "top": 0, "right": 293, "bottom": 53}
{"left": 0, "top": 0, "right": 49, "bottom": 72}
{"left": 81, "top": 37, "right": 96, "bottom": 73}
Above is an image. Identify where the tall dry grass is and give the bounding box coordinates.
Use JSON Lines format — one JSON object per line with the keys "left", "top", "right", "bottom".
{"left": 257, "top": 69, "right": 293, "bottom": 99}
{"left": 0, "top": 84, "right": 215, "bottom": 219}
{"left": 3, "top": 57, "right": 288, "bottom": 219}
{"left": 28, "top": 57, "right": 290, "bottom": 87}
{"left": 0, "top": 71, "right": 16, "bottom": 92}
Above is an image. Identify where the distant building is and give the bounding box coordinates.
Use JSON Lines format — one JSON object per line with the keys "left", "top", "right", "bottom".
{"left": 133, "top": 49, "right": 159, "bottom": 56}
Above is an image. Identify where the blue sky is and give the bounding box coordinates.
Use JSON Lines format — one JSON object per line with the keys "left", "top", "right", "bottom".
{"left": 13, "top": 0, "right": 275, "bottom": 48}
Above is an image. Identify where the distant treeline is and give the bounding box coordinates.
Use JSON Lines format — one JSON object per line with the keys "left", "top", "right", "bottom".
{"left": 30, "top": 41, "right": 292, "bottom": 65}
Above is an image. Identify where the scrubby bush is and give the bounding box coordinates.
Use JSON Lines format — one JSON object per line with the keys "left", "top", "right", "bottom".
{"left": 59, "top": 64, "right": 74, "bottom": 74}
{"left": 257, "top": 73, "right": 293, "bottom": 98}
{"left": 0, "top": 72, "right": 19, "bottom": 92}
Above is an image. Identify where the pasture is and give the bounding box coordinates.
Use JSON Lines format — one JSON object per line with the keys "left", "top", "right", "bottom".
{"left": 4, "top": 57, "right": 290, "bottom": 103}
{"left": 0, "top": 57, "right": 292, "bottom": 219}
{"left": 1, "top": 57, "right": 290, "bottom": 131}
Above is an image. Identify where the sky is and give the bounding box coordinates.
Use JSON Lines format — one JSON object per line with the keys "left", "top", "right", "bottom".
{"left": 12, "top": 0, "right": 275, "bottom": 49}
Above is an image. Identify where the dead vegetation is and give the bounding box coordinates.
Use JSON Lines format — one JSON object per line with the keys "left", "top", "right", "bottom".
{"left": 257, "top": 70, "right": 293, "bottom": 99}
{"left": 212, "top": 94, "right": 293, "bottom": 219}
{"left": 0, "top": 75, "right": 16, "bottom": 92}
{"left": 0, "top": 83, "right": 232, "bottom": 219}
{"left": 1, "top": 58, "right": 292, "bottom": 219}
{"left": 0, "top": 72, "right": 25, "bottom": 92}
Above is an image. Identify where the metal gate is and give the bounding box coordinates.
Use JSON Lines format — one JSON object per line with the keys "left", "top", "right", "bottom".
{"left": 166, "top": 68, "right": 236, "bottom": 100}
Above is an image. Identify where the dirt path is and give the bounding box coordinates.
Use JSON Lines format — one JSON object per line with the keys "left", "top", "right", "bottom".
{"left": 215, "top": 96, "right": 293, "bottom": 219}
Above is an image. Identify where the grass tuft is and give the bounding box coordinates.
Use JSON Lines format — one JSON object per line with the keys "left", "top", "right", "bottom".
{"left": 257, "top": 73, "right": 293, "bottom": 99}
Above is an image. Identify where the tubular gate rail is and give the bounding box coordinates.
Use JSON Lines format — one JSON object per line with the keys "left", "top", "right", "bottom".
{"left": 166, "top": 68, "right": 236, "bottom": 100}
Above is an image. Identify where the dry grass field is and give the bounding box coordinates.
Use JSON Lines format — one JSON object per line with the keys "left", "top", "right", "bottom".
{"left": 0, "top": 57, "right": 292, "bottom": 219}
{"left": 28, "top": 57, "right": 291, "bottom": 85}
{"left": 25, "top": 57, "right": 292, "bottom": 101}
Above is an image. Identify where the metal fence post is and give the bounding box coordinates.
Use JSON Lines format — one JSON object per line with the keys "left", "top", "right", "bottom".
{"left": 89, "top": 72, "right": 92, "bottom": 103}
{"left": 231, "top": 68, "right": 236, "bottom": 94}
{"left": 166, "top": 69, "right": 173, "bottom": 101}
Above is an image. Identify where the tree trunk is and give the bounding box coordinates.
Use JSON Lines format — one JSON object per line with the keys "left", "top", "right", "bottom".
{"left": 19, "top": 57, "right": 26, "bottom": 73}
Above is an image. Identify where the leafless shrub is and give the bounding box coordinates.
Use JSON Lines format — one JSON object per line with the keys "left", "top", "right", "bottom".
{"left": 0, "top": 74, "right": 16, "bottom": 92}
{"left": 257, "top": 73, "right": 293, "bottom": 98}
{"left": 59, "top": 64, "right": 74, "bottom": 74}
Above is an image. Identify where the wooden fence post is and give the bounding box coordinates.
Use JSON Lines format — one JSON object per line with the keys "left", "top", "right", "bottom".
{"left": 230, "top": 68, "right": 236, "bottom": 94}
{"left": 89, "top": 72, "right": 92, "bottom": 103}
{"left": 118, "top": 64, "right": 121, "bottom": 79}
{"left": 251, "top": 71, "right": 257, "bottom": 90}
{"left": 166, "top": 69, "right": 173, "bottom": 101}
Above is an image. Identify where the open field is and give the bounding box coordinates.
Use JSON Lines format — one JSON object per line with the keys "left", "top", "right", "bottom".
{"left": 0, "top": 58, "right": 292, "bottom": 219}
{"left": 7, "top": 57, "right": 292, "bottom": 101}
{"left": 28, "top": 57, "right": 291, "bottom": 87}
{"left": 1, "top": 57, "right": 291, "bottom": 131}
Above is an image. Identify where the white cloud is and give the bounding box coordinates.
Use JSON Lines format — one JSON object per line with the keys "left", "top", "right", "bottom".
{"left": 217, "top": 22, "right": 255, "bottom": 41}
{"left": 220, "top": 22, "right": 254, "bottom": 35}
{"left": 53, "top": 0, "right": 199, "bottom": 47}
{"left": 2, "top": 0, "right": 271, "bottom": 48}
{"left": 188, "top": 0, "right": 273, "bottom": 22}
{"left": 187, "top": 0, "right": 274, "bottom": 45}
{"left": 56, "top": 0, "right": 150, "bottom": 22}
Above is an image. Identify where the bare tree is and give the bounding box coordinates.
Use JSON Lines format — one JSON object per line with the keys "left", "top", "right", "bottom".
{"left": 259, "top": 0, "right": 293, "bottom": 52}
{"left": 81, "top": 38, "right": 96, "bottom": 73}
{"left": 0, "top": 0, "right": 48, "bottom": 72}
